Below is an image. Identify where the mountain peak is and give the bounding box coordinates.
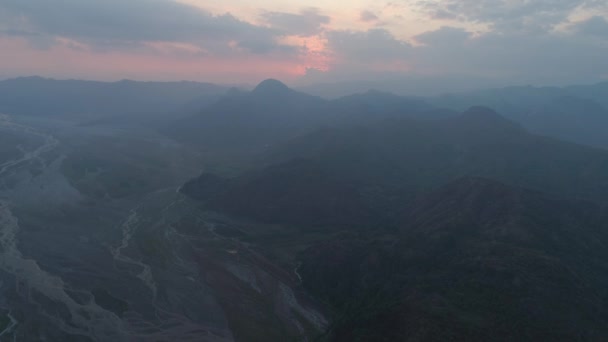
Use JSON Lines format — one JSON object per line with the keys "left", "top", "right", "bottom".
{"left": 253, "top": 79, "right": 290, "bottom": 94}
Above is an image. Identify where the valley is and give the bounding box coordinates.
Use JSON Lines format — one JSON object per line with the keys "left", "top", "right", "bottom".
{"left": 3, "top": 0, "right": 608, "bottom": 339}
{"left": 0, "top": 113, "right": 325, "bottom": 341}
{"left": 1, "top": 77, "right": 608, "bottom": 341}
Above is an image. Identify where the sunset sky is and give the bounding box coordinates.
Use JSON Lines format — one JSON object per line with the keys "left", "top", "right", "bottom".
{"left": 1, "top": 0, "right": 607, "bottom": 88}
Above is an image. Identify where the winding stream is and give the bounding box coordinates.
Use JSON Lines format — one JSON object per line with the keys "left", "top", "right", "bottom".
{"left": 0, "top": 115, "right": 127, "bottom": 340}
{"left": 110, "top": 210, "right": 158, "bottom": 299}
{"left": 0, "top": 202, "right": 127, "bottom": 340}
{"left": 0, "top": 113, "right": 323, "bottom": 341}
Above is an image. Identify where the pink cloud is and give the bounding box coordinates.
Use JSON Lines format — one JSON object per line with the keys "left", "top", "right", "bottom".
{"left": 0, "top": 36, "right": 312, "bottom": 83}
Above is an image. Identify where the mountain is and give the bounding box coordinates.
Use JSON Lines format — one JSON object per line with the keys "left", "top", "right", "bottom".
{"left": 432, "top": 85, "right": 566, "bottom": 114}
{"left": 431, "top": 82, "right": 608, "bottom": 149}
{"left": 521, "top": 96, "right": 608, "bottom": 148}
{"left": 176, "top": 95, "right": 608, "bottom": 341}
{"left": 163, "top": 79, "right": 328, "bottom": 155}
{"left": 329, "top": 89, "right": 453, "bottom": 123}
{"left": 298, "top": 177, "right": 608, "bottom": 341}
{"left": 181, "top": 159, "right": 378, "bottom": 228}
{"left": 566, "top": 81, "right": 608, "bottom": 108}
{"left": 251, "top": 78, "right": 291, "bottom": 96}
{"left": 0, "top": 76, "right": 227, "bottom": 122}
{"left": 184, "top": 166, "right": 608, "bottom": 340}
{"left": 164, "top": 80, "right": 441, "bottom": 160}
{"left": 264, "top": 106, "right": 608, "bottom": 201}
{"left": 182, "top": 107, "right": 608, "bottom": 229}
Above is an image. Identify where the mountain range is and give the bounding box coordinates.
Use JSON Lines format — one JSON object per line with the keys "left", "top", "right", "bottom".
{"left": 177, "top": 86, "right": 608, "bottom": 341}
{"left": 299, "top": 177, "right": 608, "bottom": 341}
{"left": 4, "top": 76, "right": 608, "bottom": 150}
{"left": 182, "top": 106, "right": 608, "bottom": 228}
{"left": 432, "top": 82, "right": 608, "bottom": 148}
{"left": 163, "top": 79, "right": 445, "bottom": 161}
{"left": 0, "top": 76, "right": 227, "bottom": 123}
{"left": 3, "top": 76, "right": 608, "bottom": 340}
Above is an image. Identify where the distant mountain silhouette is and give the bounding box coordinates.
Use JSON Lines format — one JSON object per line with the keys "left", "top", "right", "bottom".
{"left": 251, "top": 78, "right": 291, "bottom": 95}
{"left": 566, "top": 81, "right": 608, "bottom": 107}
{"left": 264, "top": 107, "right": 608, "bottom": 201}
{"left": 163, "top": 79, "right": 328, "bottom": 156}
{"left": 432, "top": 82, "right": 608, "bottom": 149}
{"left": 523, "top": 96, "right": 608, "bottom": 148}
{"left": 328, "top": 89, "right": 451, "bottom": 123}
{"left": 0, "top": 76, "right": 227, "bottom": 122}
{"left": 164, "top": 79, "right": 441, "bottom": 159}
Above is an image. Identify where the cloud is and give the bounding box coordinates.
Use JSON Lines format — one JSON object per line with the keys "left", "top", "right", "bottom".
{"left": 2, "top": 0, "right": 607, "bottom": 87}
{"left": 410, "top": 27, "right": 608, "bottom": 85}
{"left": 414, "top": 26, "right": 472, "bottom": 46}
{"left": 0, "top": 28, "right": 55, "bottom": 49}
{"left": 417, "top": 0, "right": 603, "bottom": 33}
{"left": 573, "top": 15, "right": 608, "bottom": 37}
{"left": 301, "top": 21, "right": 608, "bottom": 92}
{"left": 326, "top": 29, "right": 411, "bottom": 63}
{"left": 297, "top": 28, "right": 413, "bottom": 86}
{"left": 0, "top": 0, "right": 290, "bottom": 55}
{"left": 260, "top": 8, "right": 330, "bottom": 36}
{"left": 359, "top": 10, "right": 379, "bottom": 23}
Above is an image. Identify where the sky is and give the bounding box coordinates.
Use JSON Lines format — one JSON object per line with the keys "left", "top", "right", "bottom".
{"left": 1, "top": 0, "right": 608, "bottom": 90}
